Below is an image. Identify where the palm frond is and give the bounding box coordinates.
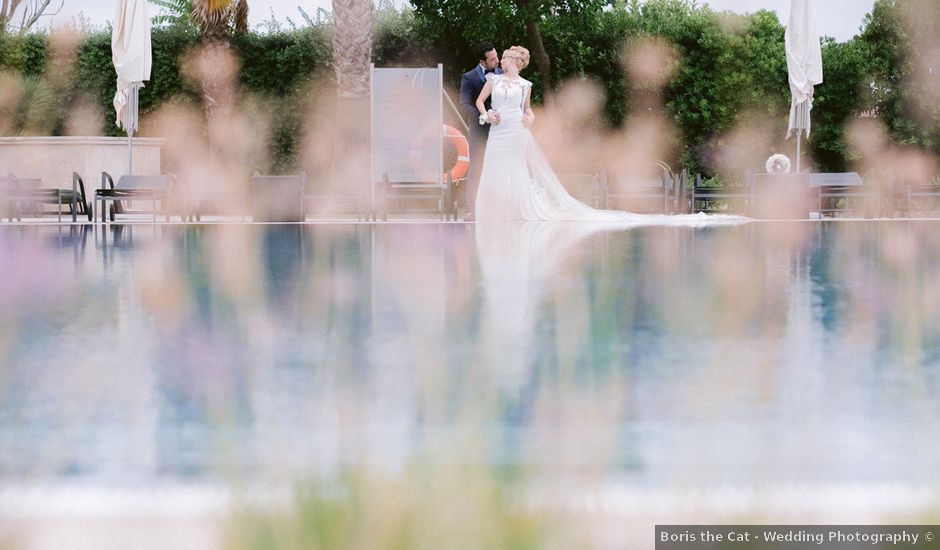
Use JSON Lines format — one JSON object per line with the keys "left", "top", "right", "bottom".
{"left": 190, "top": 0, "right": 247, "bottom": 41}
{"left": 148, "top": 0, "right": 193, "bottom": 27}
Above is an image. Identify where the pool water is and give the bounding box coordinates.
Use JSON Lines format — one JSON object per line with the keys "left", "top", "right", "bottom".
{"left": 2, "top": 221, "right": 940, "bottom": 492}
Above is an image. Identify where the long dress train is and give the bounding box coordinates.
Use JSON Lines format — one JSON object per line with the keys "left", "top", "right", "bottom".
{"left": 473, "top": 74, "right": 743, "bottom": 226}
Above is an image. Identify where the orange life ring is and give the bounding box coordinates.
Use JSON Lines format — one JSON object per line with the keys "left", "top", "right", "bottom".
{"left": 443, "top": 124, "right": 470, "bottom": 181}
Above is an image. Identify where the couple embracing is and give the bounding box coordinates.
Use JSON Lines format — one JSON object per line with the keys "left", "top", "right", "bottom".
{"left": 457, "top": 42, "right": 655, "bottom": 223}
{"left": 458, "top": 42, "right": 743, "bottom": 225}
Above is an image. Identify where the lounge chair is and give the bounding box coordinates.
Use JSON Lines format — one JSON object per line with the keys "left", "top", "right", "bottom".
{"left": 900, "top": 173, "right": 940, "bottom": 217}
{"left": 250, "top": 171, "right": 306, "bottom": 222}
{"left": 303, "top": 172, "right": 371, "bottom": 221}
{"left": 751, "top": 173, "right": 817, "bottom": 219}
{"left": 689, "top": 173, "right": 752, "bottom": 214}
{"left": 0, "top": 173, "right": 91, "bottom": 222}
{"left": 96, "top": 172, "right": 181, "bottom": 223}
{"left": 376, "top": 172, "right": 456, "bottom": 222}
{"left": 29, "top": 173, "right": 93, "bottom": 222}
{"left": 558, "top": 172, "right": 604, "bottom": 208}
{"left": 604, "top": 166, "right": 678, "bottom": 213}
{"left": 1, "top": 174, "right": 34, "bottom": 221}
{"left": 811, "top": 172, "right": 872, "bottom": 217}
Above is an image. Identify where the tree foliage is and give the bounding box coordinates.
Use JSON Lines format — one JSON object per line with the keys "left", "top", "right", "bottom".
{"left": 149, "top": 0, "right": 248, "bottom": 41}
{"left": 0, "top": 0, "right": 936, "bottom": 175}
{"left": 149, "top": 0, "right": 195, "bottom": 28}
{"left": 0, "top": 0, "right": 62, "bottom": 35}
{"left": 859, "top": 0, "right": 940, "bottom": 151}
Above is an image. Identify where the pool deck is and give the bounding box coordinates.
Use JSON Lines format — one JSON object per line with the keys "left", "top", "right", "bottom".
{"left": 5, "top": 212, "right": 940, "bottom": 225}
{"left": 1, "top": 482, "right": 936, "bottom": 550}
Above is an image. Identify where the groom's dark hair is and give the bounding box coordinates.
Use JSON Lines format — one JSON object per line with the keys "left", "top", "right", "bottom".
{"left": 476, "top": 42, "right": 496, "bottom": 62}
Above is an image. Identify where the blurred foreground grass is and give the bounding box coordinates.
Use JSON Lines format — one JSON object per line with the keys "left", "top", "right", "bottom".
{"left": 226, "top": 462, "right": 586, "bottom": 550}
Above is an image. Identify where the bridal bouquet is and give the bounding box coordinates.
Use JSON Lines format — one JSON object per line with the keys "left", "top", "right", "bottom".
{"left": 766, "top": 154, "right": 792, "bottom": 174}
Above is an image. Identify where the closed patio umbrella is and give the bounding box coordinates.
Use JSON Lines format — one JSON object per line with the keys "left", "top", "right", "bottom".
{"left": 785, "top": 0, "right": 823, "bottom": 173}
{"left": 112, "top": 0, "right": 152, "bottom": 174}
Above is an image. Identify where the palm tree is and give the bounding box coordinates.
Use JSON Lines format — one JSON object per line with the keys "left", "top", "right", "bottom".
{"left": 150, "top": 0, "right": 247, "bottom": 38}
{"left": 191, "top": 0, "right": 248, "bottom": 42}
{"left": 181, "top": 0, "right": 248, "bottom": 121}
{"left": 330, "top": 0, "right": 372, "bottom": 208}
{"left": 331, "top": 0, "right": 372, "bottom": 99}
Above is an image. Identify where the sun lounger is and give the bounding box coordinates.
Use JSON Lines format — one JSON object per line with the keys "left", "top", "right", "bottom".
{"left": 558, "top": 172, "right": 604, "bottom": 208}
{"left": 96, "top": 172, "right": 180, "bottom": 223}
{"left": 604, "top": 167, "right": 676, "bottom": 213}
{"left": 250, "top": 172, "right": 306, "bottom": 222}
{"left": 1, "top": 173, "right": 92, "bottom": 222}
{"left": 810, "top": 172, "right": 872, "bottom": 217}
{"left": 689, "top": 173, "right": 752, "bottom": 214}
{"left": 377, "top": 172, "right": 456, "bottom": 221}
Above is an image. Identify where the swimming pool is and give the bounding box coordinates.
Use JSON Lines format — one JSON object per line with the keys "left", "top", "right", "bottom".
{"left": 1, "top": 221, "right": 939, "bottom": 528}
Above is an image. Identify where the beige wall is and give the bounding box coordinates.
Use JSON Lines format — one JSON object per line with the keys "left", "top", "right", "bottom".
{"left": 0, "top": 136, "right": 163, "bottom": 190}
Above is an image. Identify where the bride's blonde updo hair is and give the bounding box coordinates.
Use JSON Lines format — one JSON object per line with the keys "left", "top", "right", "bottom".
{"left": 509, "top": 45, "right": 530, "bottom": 70}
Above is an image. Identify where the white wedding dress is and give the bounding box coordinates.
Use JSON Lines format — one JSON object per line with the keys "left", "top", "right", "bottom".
{"left": 474, "top": 74, "right": 744, "bottom": 225}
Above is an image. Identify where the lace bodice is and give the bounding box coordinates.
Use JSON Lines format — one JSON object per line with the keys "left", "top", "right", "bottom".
{"left": 487, "top": 74, "right": 531, "bottom": 114}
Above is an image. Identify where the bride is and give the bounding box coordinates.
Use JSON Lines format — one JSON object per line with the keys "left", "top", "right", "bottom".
{"left": 473, "top": 46, "right": 741, "bottom": 224}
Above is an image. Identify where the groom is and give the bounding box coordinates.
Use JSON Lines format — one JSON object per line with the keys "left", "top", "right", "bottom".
{"left": 459, "top": 42, "right": 502, "bottom": 221}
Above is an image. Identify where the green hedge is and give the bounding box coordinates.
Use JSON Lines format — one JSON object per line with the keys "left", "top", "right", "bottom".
{"left": 0, "top": 0, "right": 935, "bottom": 176}
{"left": 1, "top": 24, "right": 331, "bottom": 171}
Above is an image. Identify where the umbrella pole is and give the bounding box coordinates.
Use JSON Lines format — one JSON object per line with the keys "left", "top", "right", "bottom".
{"left": 796, "top": 131, "right": 802, "bottom": 174}
{"left": 128, "top": 131, "right": 133, "bottom": 175}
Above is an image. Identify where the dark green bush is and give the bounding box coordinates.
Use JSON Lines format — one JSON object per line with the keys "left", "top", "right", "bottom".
{"left": 0, "top": 0, "right": 935, "bottom": 175}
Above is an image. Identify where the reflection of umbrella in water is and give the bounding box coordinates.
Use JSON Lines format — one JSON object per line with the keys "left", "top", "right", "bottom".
{"left": 112, "top": 0, "right": 152, "bottom": 174}
{"left": 785, "top": 0, "right": 823, "bottom": 173}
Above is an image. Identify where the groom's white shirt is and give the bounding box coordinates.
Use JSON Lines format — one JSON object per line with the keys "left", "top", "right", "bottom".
{"left": 477, "top": 64, "right": 502, "bottom": 83}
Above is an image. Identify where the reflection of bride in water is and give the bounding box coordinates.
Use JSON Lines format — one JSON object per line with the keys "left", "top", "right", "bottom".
{"left": 474, "top": 45, "right": 742, "bottom": 224}
{"left": 475, "top": 218, "right": 744, "bottom": 389}
{"left": 475, "top": 222, "right": 621, "bottom": 387}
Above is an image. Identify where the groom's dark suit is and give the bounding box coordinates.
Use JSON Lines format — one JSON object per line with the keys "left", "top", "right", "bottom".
{"left": 459, "top": 64, "right": 502, "bottom": 216}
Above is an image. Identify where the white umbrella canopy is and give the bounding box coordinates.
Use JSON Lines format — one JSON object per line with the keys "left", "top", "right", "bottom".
{"left": 112, "top": 0, "right": 152, "bottom": 172}
{"left": 785, "top": 0, "right": 823, "bottom": 172}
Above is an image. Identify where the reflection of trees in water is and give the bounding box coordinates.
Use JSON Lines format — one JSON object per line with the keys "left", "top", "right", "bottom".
{"left": 587, "top": 222, "right": 940, "bottom": 485}
{"left": 158, "top": 226, "right": 372, "bottom": 477}
{"left": 8, "top": 222, "right": 940, "bottom": 485}
{"left": 152, "top": 225, "right": 373, "bottom": 477}
{"left": 803, "top": 222, "right": 940, "bottom": 364}
{"left": 247, "top": 226, "right": 380, "bottom": 476}
{"left": 155, "top": 326, "right": 253, "bottom": 477}
{"left": 155, "top": 226, "right": 253, "bottom": 477}
{"left": 262, "top": 225, "right": 305, "bottom": 320}
{"left": 808, "top": 222, "right": 846, "bottom": 331}
{"left": 0, "top": 227, "right": 177, "bottom": 479}
{"left": 299, "top": 225, "right": 373, "bottom": 369}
